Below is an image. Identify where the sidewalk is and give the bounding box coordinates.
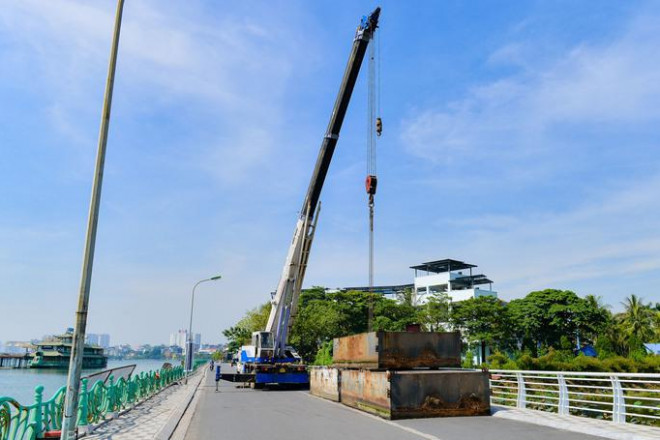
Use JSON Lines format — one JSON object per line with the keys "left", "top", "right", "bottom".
{"left": 491, "top": 406, "right": 660, "bottom": 440}
{"left": 83, "top": 369, "right": 204, "bottom": 440}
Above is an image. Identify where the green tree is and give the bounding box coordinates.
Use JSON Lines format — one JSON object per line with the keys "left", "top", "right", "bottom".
{"left": 450, "top": 296, "right": 513, "bottom": 353}
{"left": 506, "top": 289, "right": 608, "bottom": 355}
{"left": 417, "top": 292, "right": 450, "bottom": 331}
{"left": 289, "top": 288, "right": 420, "bottom": 362}
{"left": 222, "top": 302, "right": 272, "bottom": 354}
{"left": 290, "top": 296, "right": 345, "bottom": 360}
{"left": 620, "top": 294, "right": 655, "bottom": 348}
{"left": 573, "top": 294, "right": 612, "bottom": 347}
{"left": 373, "top": 296, "right": 418, "bottom": 331}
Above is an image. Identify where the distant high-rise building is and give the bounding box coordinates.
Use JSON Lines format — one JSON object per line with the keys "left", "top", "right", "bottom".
{"left": 169, "top": 330, "right": 202, "bottom": 353}
{"left": 169, "top": 329, "right": 188, "bottom": 349}
{"left": 86, "top": 333, "right": 111, "bottom": 348}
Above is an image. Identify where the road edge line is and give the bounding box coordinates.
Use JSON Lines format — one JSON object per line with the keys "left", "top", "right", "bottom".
{"left": 154, "top": 369, "right": 205, "bottom": 440}
{"left": 305, "top": 392, "right": 445, "bottom": 440}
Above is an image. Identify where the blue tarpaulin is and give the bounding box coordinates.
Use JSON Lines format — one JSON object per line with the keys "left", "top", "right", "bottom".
{"left": 578, "top": 345, "right": 598, "bottom": 357}
{"left": 644, "top": 343, "right": 660, "bottom": 355}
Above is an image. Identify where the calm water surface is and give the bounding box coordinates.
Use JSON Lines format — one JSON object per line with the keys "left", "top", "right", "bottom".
{"left": 0, "top": 359, "right": 176, "bottom": 405}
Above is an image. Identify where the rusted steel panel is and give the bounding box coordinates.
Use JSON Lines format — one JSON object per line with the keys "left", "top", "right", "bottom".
{"left": 333, "top": 331, "right": 461, "bottom": 369}
{"left": 338, "top": 369, "right": 391, "bottom": 418}
{"left": 389, "top": 370, "right": 490, "bottom": 419}
{"left": 338, "top": 369, "right": 490, "bottom": 419}
{"left": 379, "top": 332, "right": 461, "bottom": 369}
{"left": 309, "top": 367, "right": 341, "bottom": 402}
{"left": 337, "top": 369, "right": 362, "bottom": 408}
{"left": 332, "top": 332, "right": 379, "bottom": 368}
{"left": 361, "top": 370, "right": 390, "bottom": 415}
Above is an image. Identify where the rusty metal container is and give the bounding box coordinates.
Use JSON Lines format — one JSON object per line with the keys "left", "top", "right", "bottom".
{"left": 310, "top": 367, "right": 341, "bottom": 402}
{"left": 333, "top": 331, "right": 461, "bottom": 369}
{"left": 339, "top": 369, "right": 490, "bottom": 419}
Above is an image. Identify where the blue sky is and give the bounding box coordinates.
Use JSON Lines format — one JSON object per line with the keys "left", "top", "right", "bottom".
{"left": 1, "top": 1, "right": 659, "bottom": 346}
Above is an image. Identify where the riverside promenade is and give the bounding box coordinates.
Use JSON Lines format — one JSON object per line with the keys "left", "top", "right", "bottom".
{"left": 81, "top": 369, "right": 203, "bottom": 440}
{"left": 82, "top": 365, "right": 660, "bottom": 440}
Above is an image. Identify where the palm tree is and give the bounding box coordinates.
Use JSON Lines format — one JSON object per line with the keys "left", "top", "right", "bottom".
{"left": 605, "top": 319, "right": 630, "bottom": 356}
{"left": 577, "top": 294, "right": 611, "bottom": 345}
{"left": 585, "top": 294, "right": 609, "bottom": 311}
{"left": 620, "top": 294, "right": 655, "bottom": 344}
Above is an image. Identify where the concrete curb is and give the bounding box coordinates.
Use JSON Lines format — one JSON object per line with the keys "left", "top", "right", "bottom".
{"left": 154, "top": 370, "right": 206, "bottom": 440}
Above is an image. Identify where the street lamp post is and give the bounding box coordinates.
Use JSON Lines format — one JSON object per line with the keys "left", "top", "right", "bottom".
{"left": 61, "top": 1, "right": 124, "bottom": 438}
{"left": 185, "top": 275, "right": 221, "bottom": 378}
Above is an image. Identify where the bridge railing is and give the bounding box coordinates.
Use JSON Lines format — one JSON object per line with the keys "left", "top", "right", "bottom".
{"left": 489, "top": 369, "right": 660, "bottom": 426}
{"left": 0, "top": 365, "right": 185, "bottom": 440}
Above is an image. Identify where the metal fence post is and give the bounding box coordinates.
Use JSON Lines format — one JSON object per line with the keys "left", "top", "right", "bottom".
{"left": 611, "top": 376, "right": 626, "bottom": 423}
{"left": 32, "top": 385, "right": 44, "bottom": 438}
{"left": 516, "top": 372, "right": 527, "bottom": 409}
{"left": 78, "top": 379, "right": 89, "bottom": 434}
{"left": 558, "top": 374, "right": 569, "bottom": 415}
{"left": 107, "top": 375, "right": 118, "bottom": 419}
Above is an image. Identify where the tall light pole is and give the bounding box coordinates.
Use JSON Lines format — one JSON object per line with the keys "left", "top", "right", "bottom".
{"left": 61, "top": 1, "right": 124, "bottom": 439}
{"left": 186, "top": 275, "right": 222, "bottom": 376}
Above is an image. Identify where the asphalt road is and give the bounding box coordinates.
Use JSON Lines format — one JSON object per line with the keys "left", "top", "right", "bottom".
{"left": 183, "top": 365, "right": 609, "bottom": 440}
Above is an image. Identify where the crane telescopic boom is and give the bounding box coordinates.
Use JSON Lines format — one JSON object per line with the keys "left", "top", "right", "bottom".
{"left": 265, "top": 7, "right": 381, "bottom": 360}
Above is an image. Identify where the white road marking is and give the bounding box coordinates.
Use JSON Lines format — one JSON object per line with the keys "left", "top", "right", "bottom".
{"left": 305, "top": 392, "right": 445, "bottom": 440}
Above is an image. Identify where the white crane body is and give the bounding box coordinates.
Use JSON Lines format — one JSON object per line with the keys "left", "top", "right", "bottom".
{"left": 236, "top": 7, "right": 381, "bottom": 387}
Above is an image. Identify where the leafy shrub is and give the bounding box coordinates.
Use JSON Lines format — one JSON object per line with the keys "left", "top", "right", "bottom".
{"left": 487, "top": 350, "right": 660, "bottom": 373}
{"left": 602, "top": 356, "right": 638, "bottom": 373}
{"left": 312, "top": 341, "right": 333, "bottom": 366}
{"left": 570, "top": 354, "right": 606, "bottom": 372}
{"left": 516, "top": 354, "right": 535, "bottom": 370}
{"left": 462, "top": 353, "right": 475, "bottom": 368}
{"left": 638, "top": 355, "right": 660, "bottom": 373}
{"left": 487, "top": 351, "right": 509, "bottom": 368}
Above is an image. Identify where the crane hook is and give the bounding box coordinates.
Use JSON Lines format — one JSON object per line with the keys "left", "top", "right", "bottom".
{"left": 376, "top": 117, "right": 382, "bottom": 136}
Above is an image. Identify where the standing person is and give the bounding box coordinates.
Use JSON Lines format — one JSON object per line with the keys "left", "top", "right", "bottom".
{"left": 209, "top": 359, "right": 214, "bottom": 371}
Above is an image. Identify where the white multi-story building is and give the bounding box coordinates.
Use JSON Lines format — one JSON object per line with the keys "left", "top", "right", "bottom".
{"left": 341, "top": 258, "right": 497, "bottom": 306}
{"left": 170, "top": 330, "right": 201, "bottom": 351}
{"left": 170, "top": 330, "right": 188, "bottom": 348}
{"left": 86, "top": 333, "right": 111, "bottom": 348}
{"left": 412, "top": 259, "right": 497, "bottom": 305}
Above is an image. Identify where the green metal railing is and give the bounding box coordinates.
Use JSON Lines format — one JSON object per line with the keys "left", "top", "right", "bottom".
{"left": 0, "top": 366, "right": 185, "bottom": 440}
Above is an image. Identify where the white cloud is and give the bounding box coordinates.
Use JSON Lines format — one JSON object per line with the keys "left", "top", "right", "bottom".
{"left": 398, "top": 6, "right": 660, "bottom": 306}
{"left": 0, "top": 0, "right": 321, "bottom": 344}
{"left": 402, "top": 9, "right": 660, "bottom": 165}
{"left": 0, "top": 0, "right": 309, "bottom": 186}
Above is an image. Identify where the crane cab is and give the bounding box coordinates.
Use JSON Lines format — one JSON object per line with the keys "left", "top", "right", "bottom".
{"left": 236, "top": 331, "right": 275, "bottom": 373}
{"left": 252, "top": 331, "right": 274, "bottom": 361}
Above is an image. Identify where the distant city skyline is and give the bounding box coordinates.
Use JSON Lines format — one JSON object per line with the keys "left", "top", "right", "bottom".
{"left": 2, "top": 1, "right": 660, "bottom": 345}
{"left": 169, "top": 330, "right": 201, "bottom": 349}
{"left": 86, "top": 333, "right": 111, "bottom": 349}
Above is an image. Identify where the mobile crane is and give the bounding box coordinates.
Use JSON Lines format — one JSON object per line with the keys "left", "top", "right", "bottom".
{"left": 235, "top": 7, "right": 381, "bottom": 387}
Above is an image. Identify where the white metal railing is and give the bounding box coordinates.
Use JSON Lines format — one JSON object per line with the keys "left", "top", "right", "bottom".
{"left": 489, "top": 369, "right": 660, "bottom": 426}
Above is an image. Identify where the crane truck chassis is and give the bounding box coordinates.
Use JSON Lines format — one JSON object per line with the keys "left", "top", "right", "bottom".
{"left": 226, "top": 8, "right": 381, "bottom": 388}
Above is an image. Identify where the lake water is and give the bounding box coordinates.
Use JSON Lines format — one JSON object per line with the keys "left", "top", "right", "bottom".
{"left": 0, "top": 359, "right": 174, "bottom": 405}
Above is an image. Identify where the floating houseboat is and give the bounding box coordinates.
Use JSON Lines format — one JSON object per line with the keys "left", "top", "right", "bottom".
{"left": 29, "top": 328, "right": 107, "bottom": 369}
